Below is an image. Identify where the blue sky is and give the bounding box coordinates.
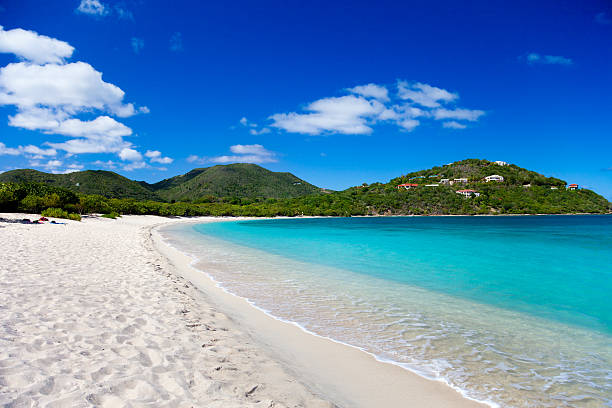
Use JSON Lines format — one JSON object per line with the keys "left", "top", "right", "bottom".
{"left": 1, "top": 0, "right": 611, "bottom": 199}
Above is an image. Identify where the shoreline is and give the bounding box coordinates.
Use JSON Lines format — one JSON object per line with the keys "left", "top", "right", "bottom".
{"left": 153, "top": 217, "right": 491, "bottom": 408}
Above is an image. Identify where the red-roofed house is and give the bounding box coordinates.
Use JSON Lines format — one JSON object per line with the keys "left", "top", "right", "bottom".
{"left": 568, "top": 184, "right": 579, "bottom": 190}
{"left": 397, "top": 183, "right": 419, "bottom": 190}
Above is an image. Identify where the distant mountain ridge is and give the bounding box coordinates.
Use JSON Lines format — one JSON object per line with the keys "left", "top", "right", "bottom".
{"left": 1, "top": 159, "right": 609, "bottom": 215}
{"left": 0, "top": 163, "right": 321, "bottom": 201}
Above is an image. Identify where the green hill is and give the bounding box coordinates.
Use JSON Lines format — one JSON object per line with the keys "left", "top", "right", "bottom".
{"left": 0, "top": 164, "right": 322, "bottom": 202}
{"left": 0, "top": 169, "right": 161, "bottom": 201}
{"left": 149, "top": 163, "right": 321, "bottom": 201}
{"left": 1, "top": 160, "right": 609, "bottom": 216}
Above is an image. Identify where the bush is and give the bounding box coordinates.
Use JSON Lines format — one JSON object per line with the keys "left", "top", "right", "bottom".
{"left": 41, "top": 207, "right": 69, "bottom": 218}
{"left": 101, "top": 212, "right": 120, "bottom": 219}
{"left": 41, "top": 207, "right": 81, "bottom": 221}
{"left": 67, "top": 213, "right": 82, "bottom": 221}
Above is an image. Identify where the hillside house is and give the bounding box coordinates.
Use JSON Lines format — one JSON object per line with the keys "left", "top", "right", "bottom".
{"left": 456, "top": 189, "right": 480, "bottom": 197}
{"left": 425, "top": 184, "right": 439, "bottom": 187}
{"left": 450, "top": 178, "right": 468, "bottom": 185}
{"left": 550, "top": 186, "right": 558, "bottom": 190}
{"left": 397, "top": 183, "right": 419, "bottom": 190}
{"left": 568, "top": 184, "right": 579, "bottom": 190}
{"left": 494, "top": 161, "right": 508, "bottom": 166}
{"left": 440, "top": 179, "right": 450, "bottom": 184}
{"left": 485, "top": 175, "right": 504, "bottom": 182}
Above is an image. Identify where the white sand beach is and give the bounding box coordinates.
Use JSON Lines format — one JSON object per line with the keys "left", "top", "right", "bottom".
{"left": 0, "top": 214, "right": 487, "bottom": 408}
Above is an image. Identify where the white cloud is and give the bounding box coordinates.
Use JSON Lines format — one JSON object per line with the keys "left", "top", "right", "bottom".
{"left": 239, "top": 117, "right": 248, "bottom": 126}
{"left": 250, "top": 127, "right": 271, "bottom": 135}
{"left": 21, "top": 145, "right": 57, "bottom": 157}
{"left": 131, "top": 37, "right": 144, "bottom": 54}
{"left": 433, "top": 108, "right": 484, "bottom": 122}
{"left": 0, "top": 142, "right": 20, "bottom": 155}
{"left": 76, "top": 0, "right": 109, "bottom": 16}
{"left": 192, "top": 144, "right": 278, "bottom": 165}
{"left": 397, "top": 119, "right": 420, "bottom": 131}
{"left": 0, "top": 27, "right": 163, "bottom": 162}
{"left": 170, "top": 32, "right": 183, "bottom": 52}
{"left": 525, "top": 53, "right": 573, "bottom": 66}
{"left": 347, "top": 83, "right": 389, "bottom": 101}
{"left": 92, "top": 159, "right": 117, "bottom": 169}
{"left": 119, "top": 147, "right": 142, "bottom": 161}
{"left": 443, "top": 121, "right": 467, "bottom": 129}
{"left": 186, "top": 154, "right": 201, "bottom": 163}
{"left": 267, "top": 81, "right": 483, "bottom": 135}
{"left": 122, "top": 161, "right": 146, "bottom": 171}
{"left": 145, "top": 150, "right": 173, "bottom": 164}
{"left": 0, "top": 62, "right": 137, "bottom": 117}
{"left": 397, "top": 81, "right": 458, "bottom": 108}
{"left": 0, "top": 141, "right": 57, "bottom": 157}
{"left": 270, "top": 95, "right": 385, "bottom": 135}
{"left": 0, "top": 25, "right": 74, "bottom": 64}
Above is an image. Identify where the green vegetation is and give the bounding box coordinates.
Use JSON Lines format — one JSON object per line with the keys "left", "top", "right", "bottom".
{"left": 101, "top": 212, "right": 121, "bottom": 219}
{"left": 41, "top": 207, "right": 82, "bottom": 221}
{"left": 0, "top": 159, "right": 610, "bottom": 218}
{"left": 0, "top": 163, "right": 321, "bottom": 202}
{"left": 0, "top": 169, "right": 160, "bottom": 200}
{"left": 148, "top": 163, "right": 321, "bottom": 201}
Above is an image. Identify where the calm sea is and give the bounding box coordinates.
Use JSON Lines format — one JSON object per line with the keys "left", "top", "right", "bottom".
{"left": 160, "top": 215, "right": 612, "bottom": 407}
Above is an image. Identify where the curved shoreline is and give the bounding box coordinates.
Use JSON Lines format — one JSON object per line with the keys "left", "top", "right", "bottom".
{"left": 152, "top": 218, "right": 492, "bottom": 408}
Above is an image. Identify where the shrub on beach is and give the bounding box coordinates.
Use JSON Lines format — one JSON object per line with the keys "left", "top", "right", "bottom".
{"left": 101, "top": 212, "right": 120, "bottom": 219}
{"left": 41, "top": 207, "right": 81, "bottom": 221}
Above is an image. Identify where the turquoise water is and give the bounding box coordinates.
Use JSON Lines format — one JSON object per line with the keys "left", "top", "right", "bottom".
{"left": 162, "top": 216, "right": 612, "bottom": 407}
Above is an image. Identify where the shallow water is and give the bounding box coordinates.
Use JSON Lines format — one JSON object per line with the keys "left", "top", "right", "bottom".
{"left": 161, "top": 216, "right": 612, "bottom": 407}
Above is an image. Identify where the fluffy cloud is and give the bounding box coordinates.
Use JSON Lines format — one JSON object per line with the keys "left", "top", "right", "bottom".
{"left": 0, "top": 142, "right": 20, "bottom": 155}
{"left": 76, "top": 0, "right": 109, "bottom": 16}
{"left": 122, "top": 161, "right": 146, "bottom": 171}
{"left": 189, "top": 144, "right": 278, "bottom": 165}
{"left": 145, "top": 150, "right": 173, "bottom": 164}
{"left": 0, "top": 26, "right": 74, "bottom": 64}
{"left": 119, "top": 148, "right": 142, "bottom": 161}
{"left": 270, "top": 95, "right": 385, "bottom": 135}
{"left": 0, "top": 26, "right": 165, "bottom": 168}
{"left": 347, "top": 83, "right": 389, "bottom": 102}
{"left": 525, "top": 53, "right": 573, "bottom": 66}
{"left": 211, "top": 144, "right": 278, "bottom": 164}
{"left": 0, "top": 141, "right": 57, "bottom": 157}
{"left": 442, "top": 121, "right": 467, "bottom": 129}
{"left": 433, "top": 108, "right": 484, "bottom": 122}
{"left": 0, "top": 62, "right": 137, "bottom": 116}
{"left": 269, "top": 81, "right": 484, "bottom": 134}
{"left": 397, "top": 81, "right": 458, "bottom": 108}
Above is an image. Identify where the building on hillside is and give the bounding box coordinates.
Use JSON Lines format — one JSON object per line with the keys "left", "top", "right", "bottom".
{"left": 522, "top": 183, "right": 531, "bottom": 188}
{"left": 397, "top": 183, "right": 419, "bottom": 190}
{"left": 440, "top": 178, "right": 450, "bottom": 185}
{"left": 494, "top": 161, "right": 508, "bottom": 166}
{"left": 485, "top": 175, "right": 504, "bottom": 182}
{"left": 425, "top": 184, "right": 439, "bottom": 187}
{"left": 456, "top": 189, "right": 480, "bottom": 197}
{"left": 568, "top": 184, "right": 579, "bottom": 190}
{"left": 450, "top": 178, "right": 468, "bottom": 185}
{"left": 550, "top": 186, "right": 558, "bottom": 190}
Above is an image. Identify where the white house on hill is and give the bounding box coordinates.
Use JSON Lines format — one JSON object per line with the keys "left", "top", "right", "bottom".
{"left": 456, "top": 189, "right": 480, "bottom": 197}
{"left": 494, "top": 161, "right": 508, "bottom": 166}
{"left": 485, "top": 175, "right": 504, "bottom": 182}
